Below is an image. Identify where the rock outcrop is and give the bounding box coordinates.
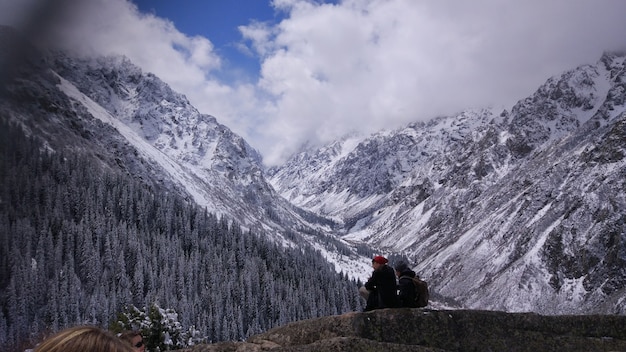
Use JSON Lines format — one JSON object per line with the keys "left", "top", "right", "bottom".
{"left": 181, "top": 308, "right": 626, "bottom": 351}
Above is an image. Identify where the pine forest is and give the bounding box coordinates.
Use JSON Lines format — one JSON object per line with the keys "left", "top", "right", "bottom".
{"left": 0, "top": 120, "right": 363, "bottom": 350}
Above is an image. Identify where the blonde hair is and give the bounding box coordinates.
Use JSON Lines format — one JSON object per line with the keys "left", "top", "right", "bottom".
{"left": 34, "top": 326, "right": 134, "bottom": 352}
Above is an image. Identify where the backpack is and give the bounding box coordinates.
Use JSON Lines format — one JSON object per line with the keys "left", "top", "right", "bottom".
{"left": 402, "top": 276, "right": 429, "bottom": 307}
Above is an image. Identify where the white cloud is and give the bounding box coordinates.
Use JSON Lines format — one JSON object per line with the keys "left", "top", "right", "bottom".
{"left": 3, "top": 0, "right": 626, "bottom": 166}
{"left": 36, "top": 0, "right": 224, "bottom": 93}
{"left": 244, "top": 0, "right": 626, "bottom": 165}
{"left": 0, "top": 0, "right": 258, "bottom": 160}
{"left": 238, "top": 21, "right": 275, "bottom": 57}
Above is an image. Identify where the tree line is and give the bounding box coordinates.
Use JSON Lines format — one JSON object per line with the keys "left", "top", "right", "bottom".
{"left": 0, "top": 120, "right": 363, "bottom": 351}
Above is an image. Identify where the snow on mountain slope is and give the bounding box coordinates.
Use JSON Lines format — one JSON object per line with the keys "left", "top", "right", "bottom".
{"left": 270, "top": 108, "right": 502, "bottom": 229}
{"left": 5, "top": 24, "right": 626, "bottom": 313}
{"left": 270, "top": 52, "right": 626, "bottom": 313}
{"left": 47, "top": 54, "right": 289, "bottom": 232}
{"left": 0, "top": 26, "right": 375, "bottom": 281}
{"left": 268, "top": 133, "right": 366, "bottom": 218}
{"left": 56, "top": 73, "right": 220, "bottom": 212}
{"left": 70, "top": 59, "right": 382, "bottom": 276}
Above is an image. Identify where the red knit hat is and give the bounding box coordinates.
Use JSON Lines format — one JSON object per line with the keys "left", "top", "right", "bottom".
{"left": 372, "top": 255, "right": 388, "bottom": 264}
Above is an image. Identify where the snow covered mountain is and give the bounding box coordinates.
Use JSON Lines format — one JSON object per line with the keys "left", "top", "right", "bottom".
{"left": 0, "top": 26, "right": 371, "bottom": 279}
{"left": 269, "top": 52, "right": 626, "bottom": 314}
{"left": 3, "top": 23, "right": 626, "bottom": 315}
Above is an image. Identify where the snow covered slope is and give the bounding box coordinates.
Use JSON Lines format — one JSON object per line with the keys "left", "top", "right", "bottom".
{"left": 4, "top": 24, "right": 626, "bottom": 314}
{"left": 0, "top": 27, "right": 374, "bottom": 281}
{"left": 270, "top": 52, "right": 626, "bottom": 314}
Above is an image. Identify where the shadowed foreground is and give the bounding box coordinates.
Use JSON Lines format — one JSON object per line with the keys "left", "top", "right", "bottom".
{"left": 178, "top": 308, "right": 626, "bottom": 351}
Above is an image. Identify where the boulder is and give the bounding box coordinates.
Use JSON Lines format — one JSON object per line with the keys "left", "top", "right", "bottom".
{"left": 181, "top": 309, "right": 626, "bottom": 351}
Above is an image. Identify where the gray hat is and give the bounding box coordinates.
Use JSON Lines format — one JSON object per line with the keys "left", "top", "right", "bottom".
{"left": 394, "top": 261, "right": 409, "bottom": 273}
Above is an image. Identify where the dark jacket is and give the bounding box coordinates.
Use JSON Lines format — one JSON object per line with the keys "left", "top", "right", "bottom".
{"left": 364, "top": 264, "right": 399, "bottom": 311}
{"left": 397, "top": 269, "right": 418, "bottom": 308}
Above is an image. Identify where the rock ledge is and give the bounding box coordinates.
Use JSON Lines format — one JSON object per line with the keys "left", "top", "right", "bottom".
{"left": 181, "top": 309, "right": 626, "bottom": 351}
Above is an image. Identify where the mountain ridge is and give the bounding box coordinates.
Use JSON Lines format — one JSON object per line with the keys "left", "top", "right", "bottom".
{"left": 269, "top": 51, "right": 626, "bottom": 314}
{"left": 2, "top": 23, "right": 626, "bottom": 334}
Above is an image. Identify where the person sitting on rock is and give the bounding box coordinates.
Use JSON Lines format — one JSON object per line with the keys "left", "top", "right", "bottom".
{"left": 359, "top": 255, "right": 399, "bottom": 311}
{"left": 395, "top": 261, "right": 418, "bottom": 308}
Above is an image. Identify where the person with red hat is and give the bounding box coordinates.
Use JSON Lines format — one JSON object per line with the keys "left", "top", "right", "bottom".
{"left": 359, "top": 255, "right": 399, "bottom": 311}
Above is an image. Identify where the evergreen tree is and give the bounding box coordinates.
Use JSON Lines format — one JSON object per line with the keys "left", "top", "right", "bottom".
{"left": 0, "top": 120, "right": 363, "bottom": 351}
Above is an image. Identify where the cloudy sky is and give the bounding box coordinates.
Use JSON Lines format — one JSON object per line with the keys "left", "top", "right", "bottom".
{"left": 3, "top": 0, "right": 626, "bottom": 166}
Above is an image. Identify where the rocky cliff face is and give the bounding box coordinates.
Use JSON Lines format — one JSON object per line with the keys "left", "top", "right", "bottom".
{"left": 179, "top": 308, "right": 626, "bottom": 351}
